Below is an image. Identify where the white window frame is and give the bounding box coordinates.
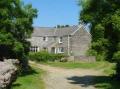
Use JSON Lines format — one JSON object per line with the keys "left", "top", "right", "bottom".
{"left": 30, "top": 46, "right": 39, "bottom": 52}
{"left": 59, "top": 37, "right": 63, "bottom": 43}
{"left": 58, "top": 47, "right": 64, "bottom": 53}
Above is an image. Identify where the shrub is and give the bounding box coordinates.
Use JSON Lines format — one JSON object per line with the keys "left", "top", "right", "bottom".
{"left": 86, "top": 49, "right": 97, "bottom": 56}
{"left": 112, "top": 51, "right": 120, "bottom": 78}
{"left": 29, "top": 51, "right": 66, "bottom": 62}
{"left": 96, "top": 54, "right": 106, "bottom": 61}
{"left": 113, "top": 51, "right": 120, "bottom": 63}
{"left": 87, "top": 49, "right": 107, "bottom": 61}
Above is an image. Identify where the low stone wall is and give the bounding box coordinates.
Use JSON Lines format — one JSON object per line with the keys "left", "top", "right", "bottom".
{"left": 0, "top": 59, "right": 19, "bottom": 89}
{"left": 67, "top": 56, "right": 96, "bottom": 62}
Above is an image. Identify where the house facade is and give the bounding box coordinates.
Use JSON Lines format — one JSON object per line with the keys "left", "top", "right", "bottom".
{"left": 27, "top": 25, "right": 91, "bottom": 56}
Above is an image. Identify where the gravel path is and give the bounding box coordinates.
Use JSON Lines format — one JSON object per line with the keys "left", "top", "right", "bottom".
{"left": 30, "top": 62, "right": 102, "bottom": 89}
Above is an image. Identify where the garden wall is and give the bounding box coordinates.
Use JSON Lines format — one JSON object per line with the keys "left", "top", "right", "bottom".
{"left": 68, "top": 56, "right": 96, "bottom": 62}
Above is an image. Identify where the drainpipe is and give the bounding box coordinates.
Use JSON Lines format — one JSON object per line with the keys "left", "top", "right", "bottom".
{"left": 68, "top": 35, "right": 70, "bottom": 56}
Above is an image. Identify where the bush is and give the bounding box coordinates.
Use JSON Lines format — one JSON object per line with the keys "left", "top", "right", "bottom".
{"left": 113, "top": 51, "right": 120, "bottom": 63}
{"left": 87, "top": 49, "right": 106, "bottom": 61}
{"left": 86, "top": 49, "right": 97, "bottom": 56}
{"left": 29, "top": 51, "right": 66, "bottom": 62}
{"left": 86, "top": 39, "right": 109, "bottom": 61}
{"left": 112, "top": 51, "right": 120, "bottom": 79}
{"left": 96, "top": 54, "right": 106, "bottom": 61}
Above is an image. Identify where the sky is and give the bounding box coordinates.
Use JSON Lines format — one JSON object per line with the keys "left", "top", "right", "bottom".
{"left": 23, "top": 0, "right": 81, "bottom": 27}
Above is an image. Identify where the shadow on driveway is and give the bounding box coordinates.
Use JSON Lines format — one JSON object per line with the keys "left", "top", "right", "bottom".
{"left": 67, "top": 75, "right": 120, "bottom": 89}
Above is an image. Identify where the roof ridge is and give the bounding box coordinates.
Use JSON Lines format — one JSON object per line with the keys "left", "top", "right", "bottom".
{"left": 71, "top": 24, "right": 83, "bottom": 35}
{"left": 34, "top": 25, "right": 78, "bottom": 28}
{"left": 32, "top": 25, "right": 82, "bottom": 37}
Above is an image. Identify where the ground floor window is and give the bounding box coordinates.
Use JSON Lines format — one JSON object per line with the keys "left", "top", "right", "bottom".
{"left": 58, "top": 47, "right": 64, "bottom": 53}
{"left": 51, "top": 47, "right": 64, "bottom": 54}
{"left": 30, "top": 46, "right": 39, "bottom": 52}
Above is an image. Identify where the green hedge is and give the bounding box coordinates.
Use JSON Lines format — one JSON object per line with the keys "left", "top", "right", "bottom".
{"left": 29, "top": 51, "right": 66, "bottom": 62}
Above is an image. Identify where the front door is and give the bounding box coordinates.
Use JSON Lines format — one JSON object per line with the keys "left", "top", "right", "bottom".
{"left": 51, "top": 47, "right": 56, "bottom": 54}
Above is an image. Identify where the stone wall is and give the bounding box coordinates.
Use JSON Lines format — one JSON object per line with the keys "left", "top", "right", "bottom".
{"left": 67, "top": 56, "right": 96, "bottom": 62}
{"left": 71, "top": 27, "right": 91, "bottom": 56}
{"left": 74, "top": 56, "right": 96, "bottom": 62}
{"left": 0, "top": 59, "right": 19, "bottom": 89}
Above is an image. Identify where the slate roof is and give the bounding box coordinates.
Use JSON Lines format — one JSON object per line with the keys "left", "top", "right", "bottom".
{"left": 54, "top": 25, "right": 78, "bottom": 36}
{"left": 32, "top": 25, "right": 79, "bottom": 37}
{"left": 32, "top": 27, "right": 54, "bottom": 37}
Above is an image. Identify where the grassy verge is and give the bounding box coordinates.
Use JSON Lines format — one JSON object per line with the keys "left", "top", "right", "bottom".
{"left": 11, "top": 64, "right": 45, "bottom": 89}
{"left": 43, "top": 61, "right": 115, "bottom": 74}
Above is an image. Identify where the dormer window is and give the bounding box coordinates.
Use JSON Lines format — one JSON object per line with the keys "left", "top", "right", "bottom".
{"left": 43, "top": 36, "right": 48, "bottom": 41}
{"left": 59, "top": 37, "right": 63, "bottom": 43}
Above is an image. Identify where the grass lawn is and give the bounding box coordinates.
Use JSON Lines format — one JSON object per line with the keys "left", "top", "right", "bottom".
{"left": 44, "top": 61, "right": 115, "bottom": 75}
{"left": 11, "top": 64, "right": 45, "bottom": 89}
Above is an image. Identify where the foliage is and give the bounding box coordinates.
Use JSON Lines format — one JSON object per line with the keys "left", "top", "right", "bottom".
{"left": 113, "top": 51, "right": 120, "bottom": 63}
{"left": 79, "top": 0, "right": 120, "bottom": 78}
{"left": 0, "top": 0, "right": 37, "bottom": 71}
{"left": 112, "top": 51, "right": 120, "bottom": 78}
{"left": 29, "top": 51, "right": 66, "bottom": 62}
{"left": 56, "top": 25, "right": 70, "bottom": 28}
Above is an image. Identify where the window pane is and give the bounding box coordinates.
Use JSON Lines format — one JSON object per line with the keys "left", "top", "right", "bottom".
{"left": 59, "top": 37, "right": 63, "bottom": 43}
{"left": 43, "top": 37, "right": 46, "bottom": 41}
{"left": 43, "top": 37, "right": 48, "bottom": 41}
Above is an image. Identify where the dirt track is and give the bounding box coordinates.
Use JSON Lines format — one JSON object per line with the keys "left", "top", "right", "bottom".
{"left": 30, "top": 62, "right": 102, "bottom": 89}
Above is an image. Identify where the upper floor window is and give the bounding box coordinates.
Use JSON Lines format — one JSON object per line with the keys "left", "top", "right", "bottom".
{"left": 43, "top": 36, "right": 48, "bottom": 41}
{"left": 59, "top": 37, "right": 63, "bottom": 43}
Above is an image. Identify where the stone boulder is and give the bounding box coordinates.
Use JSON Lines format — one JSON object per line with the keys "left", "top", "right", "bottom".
{"left": 0, "top": 59, "right": 19, "bottom": 89}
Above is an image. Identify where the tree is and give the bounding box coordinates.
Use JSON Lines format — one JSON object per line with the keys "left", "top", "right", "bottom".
{"left": 56, "top": 25, "right": 70, "bottom": 28}
{"left": 65, "top": 25, "right": 69, "bottom": 27}
{"left": 0, "top": 0, "right": 37, "bottom": 72}
{"left": 79, "top": 0, "right": 120, "bottom": 78}
{"left": 56, "top": 25, "right": 60, "bottom": 28}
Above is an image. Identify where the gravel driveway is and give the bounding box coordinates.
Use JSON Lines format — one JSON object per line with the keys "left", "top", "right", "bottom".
{"left": 30, "top": 62, "right": 102, "bottom": 89}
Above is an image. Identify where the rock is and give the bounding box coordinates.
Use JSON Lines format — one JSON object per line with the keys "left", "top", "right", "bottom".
{"left": 0, "top": 59, "right": 19, "bottom": 89}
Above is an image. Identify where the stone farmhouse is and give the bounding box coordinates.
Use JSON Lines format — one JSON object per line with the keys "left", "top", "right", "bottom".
{"left": 28, "top": 24, "right": 91, "bottom": 56}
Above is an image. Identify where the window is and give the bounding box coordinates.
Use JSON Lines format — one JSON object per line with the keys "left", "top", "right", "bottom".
{"left": 43, "top": 37, "right": 48, "bottom": 41}
{"left": 30, "top": 46, "right": 39, "bottom": 52}
{"left": 59, "top": 37, "right": 63, "bottom": 43}
{"left": 58, "top": 47, "right": 64, "bottom": 53}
